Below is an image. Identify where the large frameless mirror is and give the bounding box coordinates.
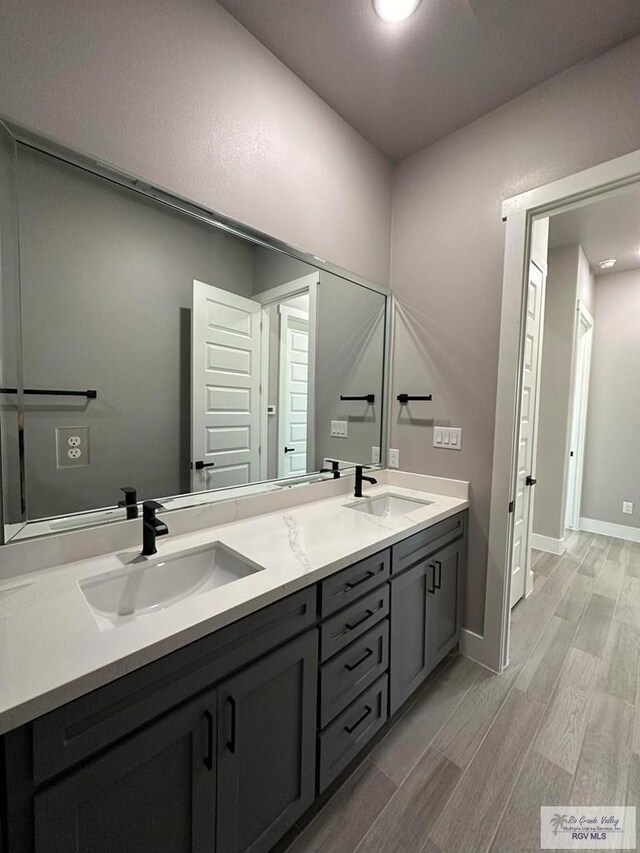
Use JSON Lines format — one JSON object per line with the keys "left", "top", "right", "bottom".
{"left": 0, "top": 126, "right": 388, "bottom": 542}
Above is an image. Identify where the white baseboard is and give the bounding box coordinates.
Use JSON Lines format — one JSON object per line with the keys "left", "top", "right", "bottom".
{"left": 530, "top": 533, "right": 565, "bottom": 555}
{"left": 579, "top": 517, "right": 640, "bottom": 543}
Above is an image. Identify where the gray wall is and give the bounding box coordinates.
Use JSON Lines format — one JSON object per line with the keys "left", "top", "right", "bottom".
{"left": 390, "top": 35, "right": 640, "bottom": 634}
{"left": 582, "top": 270, "right": 640, "bottom": 529}
{"left": 533, "top": 244, "right": 594, "bottom": 542}
{"left": 315, "top": 272, "right": 385, "bottom": 469}
{"left": 18, "top": 149, "right": 254, "bottom": 518}
{"left": 0, "top": 0, "right": 391, "bottom": 287}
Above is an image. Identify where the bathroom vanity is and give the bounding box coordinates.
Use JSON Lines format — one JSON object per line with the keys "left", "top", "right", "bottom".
{"left": 0, "top": 480, "right": 467, "bottom": 853}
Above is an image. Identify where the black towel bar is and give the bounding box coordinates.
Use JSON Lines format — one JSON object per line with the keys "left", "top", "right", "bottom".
{"left": 397, "top": 394, "right": 432, "bottom": 404}
{"left": 340, "top": 394, "right": 375, "bottom": 404}
{"left": 0, "top": 388, "right": 97, "bottom": 399}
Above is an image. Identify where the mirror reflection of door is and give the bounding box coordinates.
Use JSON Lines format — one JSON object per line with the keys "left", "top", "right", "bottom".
{"left": 191, "top": 280, "right": 262, "bottom": 492}
{"left": 278, "top": 304, "right": 309, "bottom": 477}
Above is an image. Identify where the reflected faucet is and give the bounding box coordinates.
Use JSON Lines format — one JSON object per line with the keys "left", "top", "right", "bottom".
{"left": 354, "top": 465, "right": 378, "bottom": 498}
{"left": 320, "top": 459, "right": 341, "bottom": 480}
{"left": 141, "top": 500, "right": 169, "bottom": 557}
{"left": 118, "top": 486, "right": 138, "bottom": 520}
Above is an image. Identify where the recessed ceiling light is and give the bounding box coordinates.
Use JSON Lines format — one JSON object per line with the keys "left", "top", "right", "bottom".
{"left": 598, "top": 258, "right": 617, "bottom": 270}
{"left": 373, "top": 0, "right": 422, "bottom": 23}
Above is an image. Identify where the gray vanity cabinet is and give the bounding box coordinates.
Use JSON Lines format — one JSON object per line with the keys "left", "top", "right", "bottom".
{"left": 33, "top": 689, "right": 217, "bottom": 853}
{"left": 389, "top": 559, "right": 431, "bottom": 715}
{"left": 425, "top": 538, "right": 462, "bottom": 673}
{"left": 216, "top": 630, "right": 318, "bottom": 853}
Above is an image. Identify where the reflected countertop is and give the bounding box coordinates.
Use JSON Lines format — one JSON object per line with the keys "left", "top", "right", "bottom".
{"left": 0, "top": 472, "right": 469, "bottom": 735}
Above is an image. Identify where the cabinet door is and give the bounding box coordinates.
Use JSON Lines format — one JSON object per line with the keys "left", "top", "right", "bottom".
{"left": 389, "top": 560, "right": 429, "bottom": 715}
{"left": 426, "top": 538, "right": 461, "bottom": 672}
{"left": 216, "top": 630, "right": 318, "bottom": 853}
{"left": 34, "top": 689, "right": 217, "bottom": 853}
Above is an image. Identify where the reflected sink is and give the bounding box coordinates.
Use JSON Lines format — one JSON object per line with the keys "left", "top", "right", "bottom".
{"left": 346, "top": 493, "right": 434, "bottom": 519}
{"left": 80, "top": 543, "right": 262, "bottom": 630}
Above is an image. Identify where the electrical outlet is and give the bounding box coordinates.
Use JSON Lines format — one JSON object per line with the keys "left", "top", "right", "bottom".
{"left": 388, "top": 448, "right": 399, "bottom": 468}
{"left": 434, "top": 427, "right": 462, "bottom": 450}
{"left": 371, "top": 446, "right": 380, "bottom": 465}
{"left": 56, "top": 426, "right": 90, "bottom": 468}
{"left": 330, "top": 420, "right": 348, "bottom": 438}
{"left": 623, "top": 501, "right": 634, "bottom": 515}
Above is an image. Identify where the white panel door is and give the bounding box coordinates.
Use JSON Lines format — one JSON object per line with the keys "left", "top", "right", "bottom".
{"left": 278, "top": 307, "right": 309, "bottom": 477}
{"left": 511, "top": 261, "right": 546, "bottom": 607}
{"left": 565, "top": 303, "right": 594, "bottom": 529}
{"left": 191, "top": 280, "right": 262, "bottom": 492}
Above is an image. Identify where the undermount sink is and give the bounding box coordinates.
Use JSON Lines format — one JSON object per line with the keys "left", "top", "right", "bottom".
{"left": 346, "top": 493, "right": 434, "bottom": 519}
{"left": 80, "top": 543, "right": 262, "bottom": 630}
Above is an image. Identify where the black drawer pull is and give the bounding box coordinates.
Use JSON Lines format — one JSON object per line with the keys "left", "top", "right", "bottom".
{"left": 340, "top": 604, "right": 383, "bottom": 636}
{"left": 226, "top": 696, "right": 237, "bottom": 754}
{"left": 344, "top": 569, "right": 377, "bottom": 592}
{"left": 344, "top": 647, "right": 374, "bottom": 672}
{"left": 344, "top": 705, "right": 372, "bottom": 734}
{"left": 203, "top": 710, "right": 214, "bottom": 770}
{"left": 434, "top": 559, "right": 442, "bottom": 590}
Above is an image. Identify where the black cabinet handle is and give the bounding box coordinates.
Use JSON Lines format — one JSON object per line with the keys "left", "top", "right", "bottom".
{"left": 526, "top": 475, "right": 537, "bottom": 486}
{"left": 203, "top": 710, "right": 214, "bottom": 770}
{"left": 344, "top": 605, "right": 382, "bottom": 632}
{"left": 344, "top": 705, "right": 372, "bottom": 735}
{"left": 434, "top": 559, "right": 442, "bottom": 590}
{"left": 344, "top": 647, "right": 374, "bottom": 672}
{"left": 427, "top": 565, "right": 436, "bottom": 594}
{"left": 344, "top": 569, "right": 376, "bottom": 591}
{"left": 226, "top": 697, "right": 237, "bottom": 754}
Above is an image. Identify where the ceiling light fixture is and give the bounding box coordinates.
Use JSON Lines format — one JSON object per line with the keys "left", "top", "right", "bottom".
{"left": 598, "top": 258, "right": 617, "bottom": 270}
{"left": 373, "top": 0, "right": 422, "bottom": 23}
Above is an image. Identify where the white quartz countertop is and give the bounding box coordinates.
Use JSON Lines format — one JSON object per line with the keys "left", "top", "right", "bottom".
{"left": 0, "top": 477, "right": 468, "bottom": 734}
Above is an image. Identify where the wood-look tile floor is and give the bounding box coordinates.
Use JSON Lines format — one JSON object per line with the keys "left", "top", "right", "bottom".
{"left": 281, "top": 531, "right": 639, "bottom": 853}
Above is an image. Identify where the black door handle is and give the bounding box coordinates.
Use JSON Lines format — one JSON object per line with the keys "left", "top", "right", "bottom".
{"left": 226, "top": 697, "right": 237, "bottom": 754}
{"left": 194, "top": 460, "right": 215, "bottom": 470}
{"left": 203, "top": 710, "right": 214, "bottom": 770}
{"left": 434, "top": 559, "right": 442, "bottom": 590}
{"left": 427, "top": 565, "right": 436, "bottom": 594}
{"left": 526, "top": 475, "right": 537, "bottom": 486}
{"left": 284, "top": 446, "right": 295, "bottom": 453}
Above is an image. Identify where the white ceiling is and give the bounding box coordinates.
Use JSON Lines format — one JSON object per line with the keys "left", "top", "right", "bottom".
{"left": 216, "top": 0, "right": 640, "bottom": 162}
{"left": 549, "top": 184, "right": 640, "bottom": 277}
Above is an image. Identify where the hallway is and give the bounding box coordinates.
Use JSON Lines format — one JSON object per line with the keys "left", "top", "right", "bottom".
{"left": 283, "top": 531, "right": 639, "bottom": 852}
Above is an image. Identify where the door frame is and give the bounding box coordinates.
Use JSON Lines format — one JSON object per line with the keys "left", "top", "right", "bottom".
{"left": 255, "top": 272, "right": 319, "bottom": 480}
{"left": 479, "top": 147, "right": 640, "bottom": 674}
{"left": 277, "top": 305, "right": 310, "bottom": 478}
{"left": 565, "top": 299, "right": 594, "bottom": 531}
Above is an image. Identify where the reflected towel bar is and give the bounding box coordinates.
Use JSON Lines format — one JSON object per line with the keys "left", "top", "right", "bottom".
{"left": 0, "top": 388, "right": 98, "bottom": 399}
{"left": 397, "top": 394, "right": 432, "bottom": 404}
{"left": 340, "top": 394, "right": 375, "bottom": 404}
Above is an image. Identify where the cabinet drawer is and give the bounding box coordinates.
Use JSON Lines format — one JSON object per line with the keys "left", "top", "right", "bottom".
{"left": 318, "top": 675, "right": 388, "bottom": 793}
{"left": 32, "top": 587, "right": 316, "bottom": 784}
{"left": 320, "top": 585, "right": 389, "bottom": 662}
{"left": 319, "top": 550, "right": 390, "bottom": 617}
{"left": 392, "top": 512, "right": 465, "bottom": 575}
{"left": 319, "top": 620, "right": 389, "bottom": 728}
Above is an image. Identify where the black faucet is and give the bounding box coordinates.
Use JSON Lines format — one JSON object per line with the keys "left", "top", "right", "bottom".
{"left": 141, "top": 500, "right": 169, "bottom": 557}
{"left": 320, "top": 459, "right": 341, "bottom": 479}
{"left": 118, "top": 486, "right": 138, "bottom": 520}
{"left": 354, "top": 465, "right": 378, "bottom": 498}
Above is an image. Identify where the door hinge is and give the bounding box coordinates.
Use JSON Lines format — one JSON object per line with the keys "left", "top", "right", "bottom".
{"left": 508, "top": 500, "right": 514, "bottom": 513}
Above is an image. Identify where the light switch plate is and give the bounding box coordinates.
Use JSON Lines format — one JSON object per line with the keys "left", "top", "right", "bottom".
{"left": 434, "top": 426, "right": 462, "bottom": 450}
{"left": 330, "top": 420, "right": 348, "bottom": 438}
{"left": 623, "top": 501, "right": 634, "bottom": 515}
{"left": 388, "top": 448, "right": 399, "bottom": 468}
{"left": 56, "top": 426, "right": 90, "bottom": 468}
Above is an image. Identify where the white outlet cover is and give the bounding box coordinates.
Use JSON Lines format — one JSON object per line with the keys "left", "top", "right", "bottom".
{"left": 388, "top": 448, "right": 399, "bottom": 468}
{"left": 623, "top": 501, "right": 634, "bottom": 514}
{"left": 372, "top": 446, "right": 380, "bottom": 465}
